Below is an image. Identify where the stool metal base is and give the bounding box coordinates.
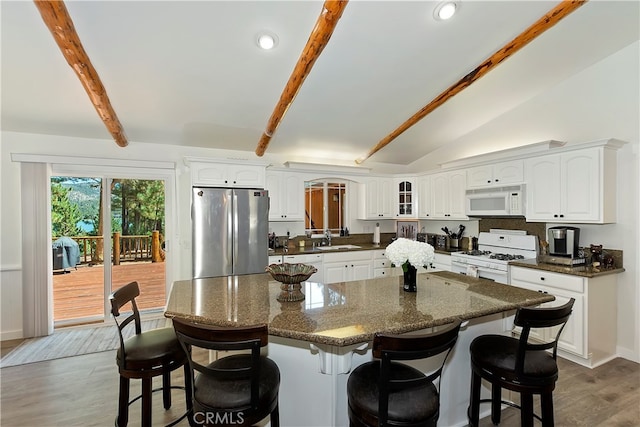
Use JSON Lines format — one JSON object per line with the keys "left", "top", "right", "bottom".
{"left": 115, "top": 385, "right": 188, "bottom": 427}
{"left": 467, "top": 398, "right": 544, "bottom": 426}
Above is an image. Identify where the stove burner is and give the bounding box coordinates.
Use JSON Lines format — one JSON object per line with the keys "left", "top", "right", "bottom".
{"left": 489, "top": 253, "right": 525, "bottom": 261}
{"left": 461, "top": 250, "right": 491, "bottom": 256}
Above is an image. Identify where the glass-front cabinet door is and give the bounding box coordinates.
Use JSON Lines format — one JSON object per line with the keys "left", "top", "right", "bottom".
{"left": 396, "top": 179, "right": 414, "bottom": 217}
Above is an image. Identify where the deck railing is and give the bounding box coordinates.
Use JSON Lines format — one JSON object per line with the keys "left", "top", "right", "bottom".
{"left": 53, "top": 231, "right": 163, "bottom": 265}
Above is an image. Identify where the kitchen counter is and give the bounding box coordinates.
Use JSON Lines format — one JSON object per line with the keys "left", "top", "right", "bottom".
{"left": 509, "top": 257, "right": 625, "bottom": 278}
{"left": 164, "top": 271, "right": 552, "bottom": 426}
{"left": 164, "top": 271, "right": 553, "bottom": 347}
{"left": 269, "top": 242, "right": 456, "bottom": 257}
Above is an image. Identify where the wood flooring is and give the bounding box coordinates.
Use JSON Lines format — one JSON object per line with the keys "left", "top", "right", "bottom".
{"left": 0, "top": 342, "right": 638, "bottom": 426}
{"left": 53, "top": 261, "right": 165, "bottom": 322}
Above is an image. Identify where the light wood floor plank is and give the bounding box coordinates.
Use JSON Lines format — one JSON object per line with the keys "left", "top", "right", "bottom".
{"left": 1, "top": 349, "right": 638, "bottom": 426}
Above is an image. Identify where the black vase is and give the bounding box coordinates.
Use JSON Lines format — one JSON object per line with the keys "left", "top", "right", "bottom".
{"left": 403, "top": 265, "right": 417, "bottom": 292}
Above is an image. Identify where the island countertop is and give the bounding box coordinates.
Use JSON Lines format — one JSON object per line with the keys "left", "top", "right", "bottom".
{"left": 164, "top": 271, "right": 554, "bottom": 347}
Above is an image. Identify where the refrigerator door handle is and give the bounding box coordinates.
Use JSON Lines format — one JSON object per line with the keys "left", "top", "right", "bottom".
{"left": 233, "top": 192, "right": 239, "bottom": 274}
{"left": 226, "top": 191, "right": 234, "bottom": 275}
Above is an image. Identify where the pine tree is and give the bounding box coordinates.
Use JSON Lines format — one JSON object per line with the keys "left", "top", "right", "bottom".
{"left": 51, "top": 182, "right": 82, "bottom": 237}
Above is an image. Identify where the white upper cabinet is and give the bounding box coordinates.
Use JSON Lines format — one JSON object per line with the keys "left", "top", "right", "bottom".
{"left": 466, "top": 160, "right": 524, "bottom": 189}
{"left": 394, "top": 178, "right": 415, "bottom": 217}
{"left": 525, "top": 146, "right": 617, "bottom": 223}
{"left": 417, "top": 175, "right": 432, "bottom": 219}
{"left": 430, "top": 170, "right": 468, "bottom": 220}
{"left": 359, "top": 177, "right": 394, "bottom": 219}
{"left": 265, "top": 171, "right": 304, "bottom": 221}
{"left": 191, "top": 161, "right": 265, "bottom": 188}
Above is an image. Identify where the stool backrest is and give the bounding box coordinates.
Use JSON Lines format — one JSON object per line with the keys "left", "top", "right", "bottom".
{"left": 513, "top": 298, "right": 575, "bottom": 375}
{"left": 372, "top": 319, "right": 462, "bottom": 425}
{"left": 172, "top": 318, "right": 269, "bottom": 413}
{"left": 109, "top": 281, "right": 143, "bottom": 358}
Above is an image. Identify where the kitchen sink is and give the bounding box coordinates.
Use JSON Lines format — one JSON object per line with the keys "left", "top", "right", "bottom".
{"left": 316, "top": 245, "right": 361, "bottom": 251}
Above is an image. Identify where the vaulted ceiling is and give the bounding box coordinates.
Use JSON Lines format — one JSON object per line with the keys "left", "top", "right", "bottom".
{"left": 2, "top": 1, "right": 638, "bottom": 168}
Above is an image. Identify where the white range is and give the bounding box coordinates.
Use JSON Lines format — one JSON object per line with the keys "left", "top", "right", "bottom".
{"left": 451, "top": 230, "right": 538, "bottom": 284}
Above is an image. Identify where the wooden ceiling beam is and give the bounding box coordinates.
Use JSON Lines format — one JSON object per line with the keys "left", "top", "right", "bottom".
{"left": 255, "top": 0, "right": 348, "bottom": 157}
{"left": 355, "top": 0, "right": 588, "bottom": 164}
{"left": 34, "top": 0, "right": 128, "bottom": 147}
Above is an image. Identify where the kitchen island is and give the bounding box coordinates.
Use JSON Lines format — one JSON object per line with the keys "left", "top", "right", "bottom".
{"left": 165, "top": 271, "right": 554, "bottom": 426}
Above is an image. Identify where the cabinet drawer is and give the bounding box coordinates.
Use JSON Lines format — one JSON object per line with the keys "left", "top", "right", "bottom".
{"left": 373, "top": 259, "right": 392, "bottom": 269}
{"left": 323, "top": 251, "right": 372, "bottom": 263}
{"left": 373, "top": 268, "right": 389, "bottom": 278}
{"left": 283, "top": 254, "right": 322, "bottom": 264}
{"left": 268, "top": 255, "right": 282, "bottom": 265}
{"left": 372, "top": 250, "right": 386, "bottom": 259}
{"left": 510, "top": 267, "right": 584, "bottom": 293}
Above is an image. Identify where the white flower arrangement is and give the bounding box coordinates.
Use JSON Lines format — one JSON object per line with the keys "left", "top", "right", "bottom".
{"left": 385, "top": 238, "right": 435, "bottom": 271}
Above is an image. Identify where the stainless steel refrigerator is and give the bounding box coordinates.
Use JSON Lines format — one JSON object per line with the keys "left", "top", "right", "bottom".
{"left": 192, "top": 187, "right": 269, "bottom": 278}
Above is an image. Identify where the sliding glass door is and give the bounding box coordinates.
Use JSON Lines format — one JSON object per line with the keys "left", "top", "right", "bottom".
{"left": 51, "top": 174, "right": 168, "bottom": 326}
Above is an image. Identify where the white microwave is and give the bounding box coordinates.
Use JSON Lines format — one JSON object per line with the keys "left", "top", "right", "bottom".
{"left": 465, "top": 186, "right": 524, "bottom": 217}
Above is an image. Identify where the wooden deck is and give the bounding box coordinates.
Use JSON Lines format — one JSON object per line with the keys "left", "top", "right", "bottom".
{"left": 53, "top": 261, "right": 166, "bottom": 323}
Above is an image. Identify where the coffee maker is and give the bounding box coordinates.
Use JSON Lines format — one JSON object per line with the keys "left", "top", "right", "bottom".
{"left": 548, "top": 226, "right": 580, "bottom": 257}
{"left": 543, "top": 226, "right": 585, "bottom": 266}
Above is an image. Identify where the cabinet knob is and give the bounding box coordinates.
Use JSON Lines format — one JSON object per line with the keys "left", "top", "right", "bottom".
{"left": 540, "top": 277, "right": 545, "bottom": 281}
{"left": 559, "top": 214, "right": 564, "bottom": 218}
{"left": 224, "top": 180, "right": 228, "bottom": 183}
{"left": 487, "top": 180, "right": 491, "bottom": 183}
{"left": 553, "top": 214, "right": 559, "bottom": 218}
{"left": 495, "top": 179, "right": 499, "bottom": 182}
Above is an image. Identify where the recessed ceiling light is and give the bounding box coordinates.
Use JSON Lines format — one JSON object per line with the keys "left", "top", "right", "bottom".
{"left": 256, "top": 31, "right": 278, "bottom": 50}
{"left": 434, "top": 1, "right": 458, "bottom": 21}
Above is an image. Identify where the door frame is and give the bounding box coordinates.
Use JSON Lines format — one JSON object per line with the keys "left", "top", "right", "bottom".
{"left": 50, "top": 162, "right": 176, "bottom": 325}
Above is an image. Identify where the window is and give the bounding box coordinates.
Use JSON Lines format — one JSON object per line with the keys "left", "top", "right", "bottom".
{"left": 305, "top": 180, "right": 347, "bottom": 235}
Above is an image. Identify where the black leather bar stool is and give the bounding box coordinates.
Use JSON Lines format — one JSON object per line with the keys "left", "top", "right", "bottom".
{"left": 468, "top": 298, "right": 575, "bottom": 427}
{"left": 347, "top": 319, "right": 462, "bottom": 427}
{"left": 110, "top": 281, "right": 190, "bottom": 427}
{"left": 172, "top": 318, "right": 281, "bottom": 427}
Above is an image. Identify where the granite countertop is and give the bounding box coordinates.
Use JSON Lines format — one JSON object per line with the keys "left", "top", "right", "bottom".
{"left": 509, "top": 258, "right": 625, "bottom": 278}
{"left": 164, "top": 271, "right": 553, "bottom": 347}
{"left": 270, "top": 243, "right": 456, "bottom": 256}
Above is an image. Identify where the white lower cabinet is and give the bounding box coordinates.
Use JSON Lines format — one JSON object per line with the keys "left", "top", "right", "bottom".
{"left": 323, "top": 251, "right": 372, "bottom": 284}
{"left": 372, "top": 250, "right": 402, "bottom": 278}
{"left": 283, "top": 253, "right": 324, "bottom": 283}
{"left": 509, "top": 266, "right": 617, "bottom": 368}
{"left": 430, "top": 253, "right": 452, "bottom": 272}
{"left": 268, "top": 255, "right": 283, "bottom": 265}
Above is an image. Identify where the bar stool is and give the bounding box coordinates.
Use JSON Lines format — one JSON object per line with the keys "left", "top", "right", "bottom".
{"left": 468, "top": 298, "right": 575, "bottom": 427}
{"left": 172, "top": 318, "right": 281, "bottom": 427}
{"left": 109, "top": 281, "right": 190, "bottom": 427}
{"left": 347, "top": 319, "right": 462, "bottom": 427}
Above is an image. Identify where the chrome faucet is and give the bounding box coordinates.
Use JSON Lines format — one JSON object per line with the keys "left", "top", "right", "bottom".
{"left": 324, "top": 229, "right": 332, "bottom": 247}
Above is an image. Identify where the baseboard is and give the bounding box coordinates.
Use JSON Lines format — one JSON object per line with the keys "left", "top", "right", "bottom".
{"left": 1, "top": 330, "right": 24, "bottom": 341}
{"left": 616, "top": 346, "right": 640, "bottom": 364}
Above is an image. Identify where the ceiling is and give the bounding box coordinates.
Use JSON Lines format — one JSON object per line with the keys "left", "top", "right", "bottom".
{"left": 1, "top": 1, "right": 639, "bottom": 168}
